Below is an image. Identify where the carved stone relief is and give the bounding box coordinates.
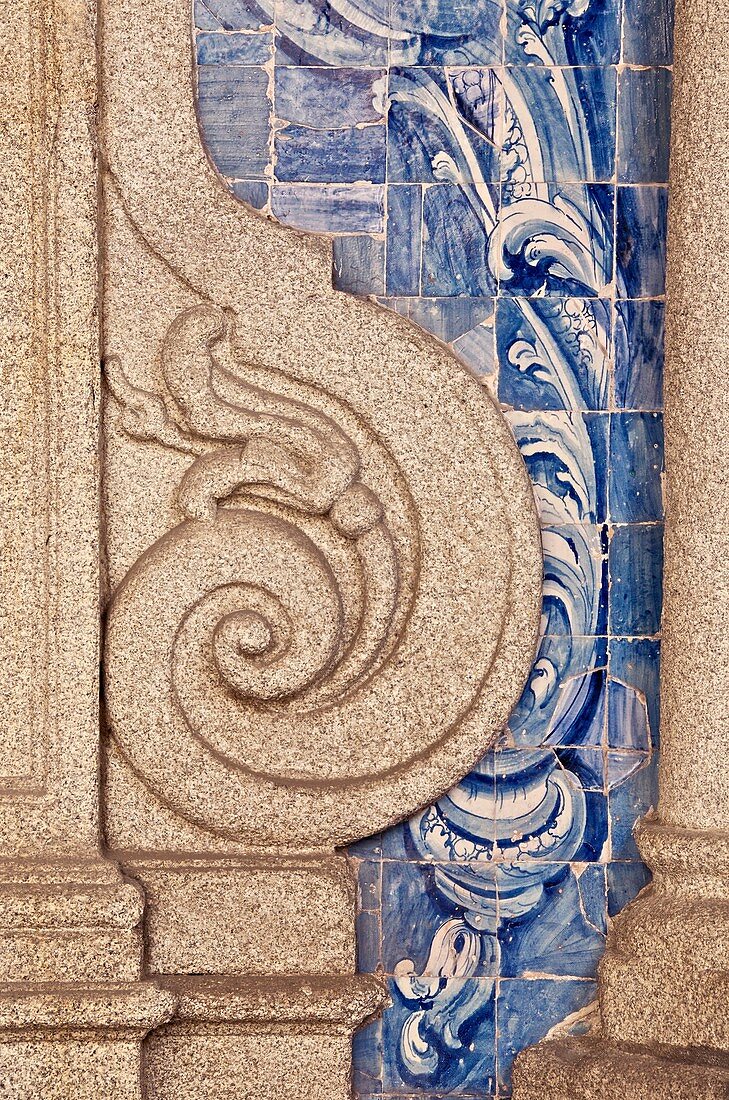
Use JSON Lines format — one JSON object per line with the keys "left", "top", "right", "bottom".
{"left": 99, "top": 0, "right": 542, "bottom": 849}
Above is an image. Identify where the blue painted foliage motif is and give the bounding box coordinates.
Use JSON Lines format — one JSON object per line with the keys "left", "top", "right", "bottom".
{"left": 195, "top": 0, "right": 669, "bottom": 1091}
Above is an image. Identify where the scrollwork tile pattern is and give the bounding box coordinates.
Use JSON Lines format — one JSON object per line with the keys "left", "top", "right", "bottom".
{"left": 194, "top": 0, "right": 670, "bottom": 1092}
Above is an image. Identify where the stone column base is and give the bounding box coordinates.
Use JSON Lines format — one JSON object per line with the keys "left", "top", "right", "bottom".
{"left": 0, "top": 983, "right": 176, "bottom": 1099}
{"left": 512, "top": 1038, "right": 729, "bottom": 1099}
{"left": 145, "top": 975, "right": 387, "bottom": 1100}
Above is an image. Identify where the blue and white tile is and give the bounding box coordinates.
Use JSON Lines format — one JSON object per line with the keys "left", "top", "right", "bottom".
{"left": 450, "top": 309, "right": 498, "bottom": 394}
{"left": 274, "top": 66, "right": 386, "bottom": 128}
{"left": 555, "top": 745, "right": 606, "bottom": 791}
{"left": 230, "top": 179, "right": 269, "bottom": 209}
{"left": 271, "top": 183, "right": 384, "bottom": 233}
{"left": 607, "top": 676, "right": 653, "bottom": 759}
{"left": 275, "top": 0, "right": 389, "bottom": 66}
{"left": 501, "top": 67, "right": 616, "bottom": 183}
{"left": 196, "top": 30, "right": 273, "bottom": 64}
{"left": 498, "top": 864, "right": 606, "bottom": 978}
{"left": 409, "top": 297, "right": 495, "bottom": 344}
{"left": 353, "top": 1015, "right": 383, "bottom": 1096}
{"left": 389, "top": 0, "right": 504, "bottom": 65}
{"left": 387, "top": 68, "right": 502, "bottom": 185}
{"left": 608, "top": 756, "right": 659, "bottom": 860}
{"left": 194, "top": 0, "right": 272, "bottom": 31}
{"left": 622, "top": 0, "right": 674, "bottom": 64}
{"left": 608, "top": 523, "right": 664, "bottom": 636}
{"left": 421, "top": 184, "right": 500, "bottom": 297}
{"left": 505, "top": 0, "right": 621, "bottom": 65}
{"left": 509, "top": 635, "right": 607, "bottom": 748}
{"left": 541, "top": 524, "right": 608, "bottom": 635}
{"left": 609, "top": 413, "right": 664, "bottom": 522}
{"left": 609, "top": 637, "right": 660, "bottom": 747}
{"left": 386, "top": 186, "right": 423, "bottom": 295}
{"left": 617, "top": 67, "right": 672, "bottom": 184}
{"left": 498, "top": 185, "right": 614, "bottom": 298}
{"left": 381, "top": 860, "right": 500, "bottom": 979}
{"left": 606, "top": 861, "right": 652, "bottom": 917}
{"left": 382, "top": 976, "right": 497, "bottom": 1094}
{"left": 616, "top": 186, "right": 668, "bottom": 297}
{"left": 497, "top": 297, "right": 611, "bottom": 411}
{"left": 275, "top": 121, "right": 386, "bottom": 183}
{"left": 508, "top": 412, "right": 608, "bottom": 524}
{"left": 332, "top": 235, "right": 385, "bottom": 295}
{"left": 614, "top": 300, "right": 664, "bottom": 410}
{"left": 490, "top": 747, "right": 607, "bottom": 863}
{"left": 497, "top": 979, "right": 598, "bottom": 1091}
{"left": 197, "top": 64, "right": 271, "bottom": 178}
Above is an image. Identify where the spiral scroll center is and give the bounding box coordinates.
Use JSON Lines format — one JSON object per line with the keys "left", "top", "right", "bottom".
{"left": 215, "top": 610, "right": 274, "bottom": 658}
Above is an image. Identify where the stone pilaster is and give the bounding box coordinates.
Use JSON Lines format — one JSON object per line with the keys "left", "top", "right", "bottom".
{"left": 512, "top": 0, "right": 729, "bottom": 1092}
{"left": 0, "top": 1, "right": 175, "bottom": 1092}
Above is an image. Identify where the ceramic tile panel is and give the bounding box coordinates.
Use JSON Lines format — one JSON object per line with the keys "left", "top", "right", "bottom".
{"left": 194, "top": 0, "right": 672, "bottom": 1091}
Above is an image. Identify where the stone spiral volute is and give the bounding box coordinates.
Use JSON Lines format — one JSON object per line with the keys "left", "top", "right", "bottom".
{"left": 104, "top": 302, "right": 542, "bottom": 846}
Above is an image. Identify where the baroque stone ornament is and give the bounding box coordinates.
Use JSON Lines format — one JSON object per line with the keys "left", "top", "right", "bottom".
{"left": 104, "top": 296, "right": 539, "bottom": 844}
{"left": 95, "top": 1, "right": 541, "bottom": 1097}
{"left": 100, "top": 0, "right": 542, "bottom": 854}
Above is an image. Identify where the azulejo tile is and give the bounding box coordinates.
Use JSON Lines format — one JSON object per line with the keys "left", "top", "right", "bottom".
{"left": 540, "top": 524, "right": 608, "bottom": 635}
{"left": 617, "top": 67, "right": 672, "bottom": 184}
{"left": 230, "top": 179, "right": 269, "bottom": 209}
{"left": 421, "top": 184, "right": 500, "bottom": 297}
{"left": 389, "top": 0, "right": 504, "bottom": 65}
{"left": 408, "top": 297, "right": 495, "bottom": 344}
{"left": 275, "top": 121, "right": 386, "bottom": 184}
{"left": 501, "top": 67, "right": 616, "bottom": 183}
{"left": 451, "top": 312, "right": 498, "bottom": 396}
{"left": 608, "top": 756, "right": 659, "bottom": 860}
{"left": 194, "top": 0, "right": 272, "bottom": 32}
{"left": 505, "top": 0, "right": 621, "bottom": 65}
{"left": 608, "top": 412, "right": 664, "bottom": 522}
{"left": 622, "top": 0, "right": 674, "bottom": 64}
{"left": 196, "top": 30, "right": 273, "bottom": 65}
{"left": 609, "top": 523, "right": 664, "bottom": 636}
{"left": 196, "top": 63, "right": 271, "bottom": 179}
{"left": 609, "top": 637, "right": 660, "bottom": 747}
{"left": 275, "top": 0, "right": 389, "bottom": 66}
{"left": 509, "top": 635, "right": 607, "bottom": 748}
{"left": 388, "top": 68, "right": 502, "bottom": 185}
{"left": 271, "top": 183, "right": 384, "bottom": 234}
{"left": 497, "top": 297, "right": 611, "bottom": 411}
{"left": 607, "top": 676, "right": 653, "bottom": 757}
{"left": 606, "top": 860, "right": 652, "bottom": 917}
{"left": 614, "top": 299, "right": 664, "bottom": 410}
{"left": 352, "top": 1015, "right": 383, "bottom": 1096}
{"left": 498, "top": 863, "right": 606, "bottom": 978}
{"left": 508, "top": 412, "right": 608, "bottom": 524}
{"left": 386, "top": 186, "right": 422, "bottom": 296}
{"left": 382, "top": 976, "right": 497, "bottom": 1094}
{"left": 381, "top": 860, "right": 500, "bottom": 979}
{"left": 616, "top": 186, "right": 668, "bottom": 297}
{"left": 498, "top": 185, "right": 614, "bottom": 298}
{"left": 332, "top": 235, "right": 385, "bottom": 296}
{"left": 274, "top": 66, "right": 386, "bottom": 128}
